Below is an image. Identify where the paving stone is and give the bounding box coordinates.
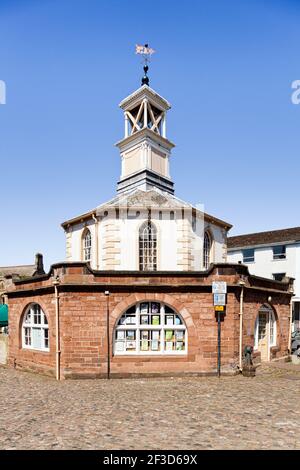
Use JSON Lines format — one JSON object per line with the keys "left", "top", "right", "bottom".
{"left": 0, "top": 364, "right": 299, "bottom": 449}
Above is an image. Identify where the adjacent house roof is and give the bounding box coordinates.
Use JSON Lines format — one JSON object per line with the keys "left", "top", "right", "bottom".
{"left": 0, "top": 264, "right": 37, "bottom": 278}
{"left": 0, "top": 254, "right": 45, "bottom": 280}
{"left": 228, "top": 226, "right": 300, "bottom": 249}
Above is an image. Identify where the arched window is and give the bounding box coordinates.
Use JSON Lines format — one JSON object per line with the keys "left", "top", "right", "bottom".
{"left": 139, "top": 221, "right": 157, "bottom": 271}
{"left": 203, "top": 231, "right": 212, "bottom": 269}
{"left": 82, "top": 229, "right": 92, "bottom": 262}
{"left": 254, "top": 304, "right": 277, "bottom": 350}
{"left": 114, "top": 302, "right": 187, "bottom": 355}
{"left": 22, "top": 304, "right": 49, "bottom": 351}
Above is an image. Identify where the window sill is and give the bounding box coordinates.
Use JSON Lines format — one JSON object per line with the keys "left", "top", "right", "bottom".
{"left": 22, "top": 347, "right": 50, "bottom": 353}
{"left": 113, "top": 352, "right": 187, "bottom": 357}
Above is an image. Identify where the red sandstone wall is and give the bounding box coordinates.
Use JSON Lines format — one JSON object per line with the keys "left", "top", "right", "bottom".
{"left": 6, "top": 267, "right": 291, "bottom": 379}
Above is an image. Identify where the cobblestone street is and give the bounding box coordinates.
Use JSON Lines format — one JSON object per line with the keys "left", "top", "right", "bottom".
{"left": 1, "top": 364, "right": 300, "bottom": 450}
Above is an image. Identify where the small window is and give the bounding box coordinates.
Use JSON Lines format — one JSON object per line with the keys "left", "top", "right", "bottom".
{"left": 273, "top": 245, "right": 286, "bottom": 260}
{"left": 242, "top": 249, "right": 255, "bottom": 263}
{"left": 203, "top": 232, "right": 212, "bottom": 269}
{"left": 272, "top": 273, "right": 286, "bottom": 282}
{"left": 22, "top": 304, "right": 49, "bottom": 352}
{"left": 82, "top": 229, "right": 92, "bottom": 262}
{"left": 139, "top": 221, "right": 157, "bottom": 271}
{"left": 293, "top": 302, "right": 300, "bottom": 331}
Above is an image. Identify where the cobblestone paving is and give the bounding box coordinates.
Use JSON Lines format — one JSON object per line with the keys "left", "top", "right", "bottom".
{"left": 0, "top": 364, "right": 300, "bottom": 450}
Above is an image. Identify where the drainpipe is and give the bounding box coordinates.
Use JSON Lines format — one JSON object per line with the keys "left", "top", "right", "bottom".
{"left": 288, "top": 297, "right": 293, "bottom": 354}
{"left": 105, "top": 291, "right": 110, "bottom": 379}
{"left": 92, "top": 213, "right": 99, "bottom": 270}
{"left": 53, "top": 277, "right": 61, "bottom": 381}
{"left": 238, "top": 281, "right": 245, "bottom": 370}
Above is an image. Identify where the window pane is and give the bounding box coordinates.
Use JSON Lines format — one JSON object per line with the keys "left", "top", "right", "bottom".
{"left": 24, "top": 312, "right": 31, "bottom": 324}
{"left": 125, "top": 330, "right": 136, "bottom": 351}
{"left": 175, "top": 330, "right": 185, "bottom": 351}
{"left": 203, "top": 232, "right": 211, "bottom": 269}
{"left": 140, "top": 302, "right": 149, "bottom": 314}
{"left": 273, "top": 273, "right": 286, "bottom": 282}
{"left": 24, "top": 327, "right": 31, "bottom": 346}
{"left": 32, "top": 328, "right": 42, "bottom": 349}
{"left": 139, "top": 222, "right": 157, "bottom": 271}
{"left": 273, "top": 245, "right": 286, "bottom": 259}
{"left": 33, "top": 305, "right": 41, "bottom": 325}
{"left": 44, "top": 329, "right": 49, "bottom": 349}
{"left": 258, "top": 313, "right": 267, "bottom": 340}
{"left": 243, "top": 249, "right": 254, "bottom": 263}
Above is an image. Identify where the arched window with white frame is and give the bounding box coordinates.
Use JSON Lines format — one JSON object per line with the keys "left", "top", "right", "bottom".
{"left": 114, "top": 302, "right": 187, "bottom": 355}
{"left": 139, "top": 221, "right": 157, "bottom": 271}
{"left": 82, "top": 228, "right": 92, "bottom": 262}
{"left": 203, "top": 231, "right": 212, "bottom": 270}
{"left": 22, "top": 303, "right": 49, "bottom": 351}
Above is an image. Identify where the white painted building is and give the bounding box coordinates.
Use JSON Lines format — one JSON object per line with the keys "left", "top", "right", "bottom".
{"left": 227, "top": 227, "right": 300, "bottom": 330}
{"left": 61, "top": 81, "right": 232, "bottom": 271}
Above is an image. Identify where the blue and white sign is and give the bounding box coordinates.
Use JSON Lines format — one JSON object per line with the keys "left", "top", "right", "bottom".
{"left": 212, "top": 281, "right": 227, "bottom": 294}
{"left": 213, "top": 293, "right": 226, "bottom": 306}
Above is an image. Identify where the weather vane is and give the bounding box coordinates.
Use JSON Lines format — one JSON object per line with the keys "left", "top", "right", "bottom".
{"left": 135, "top": 43, "right": 156, "bottom": 86}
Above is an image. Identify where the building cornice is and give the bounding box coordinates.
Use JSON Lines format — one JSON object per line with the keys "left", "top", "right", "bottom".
{"left": 115, "top": 127, "right": 175, "bottom": 151}
{"left": 119, "top": 85, "right": 171, "bottom": 111}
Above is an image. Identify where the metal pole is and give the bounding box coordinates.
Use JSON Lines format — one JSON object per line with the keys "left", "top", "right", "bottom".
{"left": 217, "top": 311, "right": 221, "bottom": 377}
{"left": 105, "top": 291, "right": 110, "bottom": 379}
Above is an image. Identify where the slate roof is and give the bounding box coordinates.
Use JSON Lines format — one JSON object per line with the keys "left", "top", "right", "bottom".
{"left": 228, "top": 227, "right": 300, "bottom": 249}
{"left": 0, "top": 264, "right": 37, "bottom": 279}
{"left": 0, "top": 254, "right": 45, "bottom": 280}
{"left": 61, "top": 187, "right": 232, "bottom": 230}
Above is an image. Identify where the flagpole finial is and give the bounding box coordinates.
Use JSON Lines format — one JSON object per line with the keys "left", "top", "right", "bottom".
{"left": 135, "top": 43, "right": 156, "bottom": 86}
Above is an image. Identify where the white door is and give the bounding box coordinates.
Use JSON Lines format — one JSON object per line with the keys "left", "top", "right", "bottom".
{"left": 257, "top": 312, "right": 269, "bottom": 362}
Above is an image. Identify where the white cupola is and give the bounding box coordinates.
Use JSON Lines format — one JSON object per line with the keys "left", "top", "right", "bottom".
{"left": 115, "top": 84, "right": 175, "bottom": 194}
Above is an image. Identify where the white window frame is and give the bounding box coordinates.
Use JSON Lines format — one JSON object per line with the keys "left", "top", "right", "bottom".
{"left": 254, "top": 305, "right": 276, "bottom": 350}
{"left": 113, "top": 302, "right": 188, "bottom": 356}
{"left": 203, "top": 231, "right": 211, "bottom": 269}
{"left": 22, "top": 304, "right": 49, "bottom": 352}
{"left": 139, "top": 221, "right": 157, "bottom": 271}
{"left": 272, "top": 245, "right": 286, "bottom": 260}
{"left": 83, "top": 229, "right": 92, "bottom": 262}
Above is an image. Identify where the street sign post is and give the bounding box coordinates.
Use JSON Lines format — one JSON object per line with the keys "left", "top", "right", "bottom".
{"left": 212, "top": 282, "right": 227, "bottom": 377}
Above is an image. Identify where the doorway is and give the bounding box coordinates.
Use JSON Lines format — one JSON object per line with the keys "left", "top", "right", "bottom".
{"left": 255, "top": 305, "right": 276, "bottom": 362}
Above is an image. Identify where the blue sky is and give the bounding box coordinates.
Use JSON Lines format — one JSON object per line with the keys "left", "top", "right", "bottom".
{"left": 1, "top": 0, "right": 300, "bottom": 269}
